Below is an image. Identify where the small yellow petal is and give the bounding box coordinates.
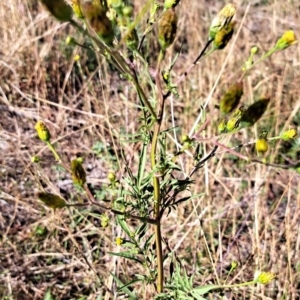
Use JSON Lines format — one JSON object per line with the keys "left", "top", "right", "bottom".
{"left": 255, "top": 271, "right": 276, "bottom": 284}
{"left": 280, "top": 128, "right": 297, "bottom": 140}
{"left": 276, "top": 30, "right": 297, "bottom": 50}
{"left": 115, "top": 237, "right": 123, "bottom": 245}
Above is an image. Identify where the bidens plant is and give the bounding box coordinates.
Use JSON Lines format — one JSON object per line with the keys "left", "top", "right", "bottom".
{"left": 34, "top": 1, "right": 297, "bottom": 298}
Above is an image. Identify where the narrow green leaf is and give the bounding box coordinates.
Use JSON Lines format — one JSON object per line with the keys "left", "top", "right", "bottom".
{"left": 108, "top": 251, "right": 143, "bottom": 264}
{"left": 135, "top": 223, "right": 147, "bottom": 240}
{"left": 110, "top": 272, "right": 139, "bottom": 299}
{"left": 43, "top": 289, "right": 54, "bottom": 300}
{"left": 193, "top": 284, "right": 221, "bottom": 295}
{"left": 117, "top": 216, "right": 132, "bottom": 238}
{"left": 190, "top": 291, "right": 207, "bottom": 300}
{"left": 137, "top": 143, "right": 147, "bottom": 188}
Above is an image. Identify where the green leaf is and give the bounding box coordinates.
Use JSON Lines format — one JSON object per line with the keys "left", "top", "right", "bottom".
{"left": 43, "top": 289, "right": 55, "bottom": 300}
{"left": 135, "top": 223, "right": 147, "bottom": 240}
{"left": 108, "top": 251, "right": 143, "bottom": 264}
{"left": 117, "top": 216, "right": 133, "bottom": 238}
{"left": 37, "top": 192, "right": 66, "bottom": 209}
{"left": 137, "top": 143, "right": 147, "bottom": 188}
{"left": 110, "top": 272, "right": 139, "bottom": 299}
{"left": 190, "top": 291, "right": 207, "bottom": 300}
{"left": 193, "top": 284, "right": 222, "bottom": 295}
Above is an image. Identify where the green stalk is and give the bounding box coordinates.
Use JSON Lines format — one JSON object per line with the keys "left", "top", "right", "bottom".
{"left": 151, "top": 55, "right": 167, "bottom": 292}
{"left": 70, "top": 20, "right": 157, "bottom": 121}
{"left": 151, "top": 123, "right": 163, "bottom": 292}
{"left": 45, "top": 141, "right": 60, "bottom": 161}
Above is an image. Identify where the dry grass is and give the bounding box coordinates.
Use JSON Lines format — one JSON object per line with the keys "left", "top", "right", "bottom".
{"left": 0, "top": 0, "right": 300, "bottom": 299}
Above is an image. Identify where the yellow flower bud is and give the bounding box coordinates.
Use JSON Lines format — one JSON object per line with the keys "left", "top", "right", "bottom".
{"left": 158, "top": 8, "right": 178, "bottom": 51}
{"left": 280, "top": 128, "right": 297, "bottom": 141}
{"left": 122, "top": 6, "right": 133, "bottom": 17}
{"left": 275, "top": 30, "right": 297, "bottom": 50}
{"left": 254, "top": 271, "right": 276, "bottom": 284}
{"left": 209, "top": 3, "right": 236, "bottom": 41}
{"left": 40, "top": 0, "right": 73, "bottom": 22}
{"left": 66, "top": 36, "right": 76, "bottom": 45}
{"left": 213, "top": 21, "right": 235, "bottom": 50}
{"left": 35, "top": 121, "right": 51, "bottom": 142}
{"left": 220, "top": 81, "right": 243, "bottom": 114}
{"left": 250, "top": 45, "right": 259, "bottom": 55}
{"left": 31, "top": 155, "right": 41, "bottom": 163}
{"left": 71, "top": 157, "right": 86, "bottom": 187}
{"left": 100, "top": 214, "right": 110, "bottom": 227}
{"left": 74, "top": 54, "right": 80, "bottom": 61}
{"left": 230, "top": 260, "right": 238, "bottom": 270}
{"left": 38, "top": 192, "right": 67, "bottom": 209}
{"left": 107, "top": 171, "right": 116, "bottom": 183}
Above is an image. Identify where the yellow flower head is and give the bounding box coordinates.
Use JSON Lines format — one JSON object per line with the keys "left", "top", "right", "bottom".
{"left": 74, "top": 54, "right": 80, "bottom": 61}
{"left": 218, "top": 118, "right": 228, "bottom": 134}
{"left": 107, "top": 171, "right": 116, "bottom": 183}
{"left": 280, "top": 128, "right": 298, "bottom": 141}
{"left": 226, "top": 106, "right": 244, "bottom": 132}
{"left": 255, "top": 130, "right": 269, "bottom": 154}
{"left": 35, "top": 121, "right": 51, "bottom": 142}
{"left": 276, "top": 30, "right": 297, "bottom": 50}
{"left": 209, "top": 3, "right": 236, "bottom": 41}
{"left": 115, "top": 237, "right": 123, "bottom": 245}
{"left": 254, "top": 271, "right": 276, "bottom": 284}
{"left": 256, "top": 139, "right": 268, "bottom": 154}
{"left": 100, "top": 214, "right": 110, "bottom": 227}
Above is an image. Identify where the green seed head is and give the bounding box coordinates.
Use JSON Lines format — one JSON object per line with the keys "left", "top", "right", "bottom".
{"left": 220, "top": 81, "right": 244, "bottom": 114}
{"left": 158, "top": 8, "right": 178, "bottom": 51}
{"left": 71, "top": 157, "right": 87, "bottom": 187}
{"left": 40, "top": 0, "right": 73, "bottom": 22}
{"left": 213, "top": 21, "right": 235, "bottom": 50}
{"left": 209, "top": 3, "right": 236, "bottom": 40}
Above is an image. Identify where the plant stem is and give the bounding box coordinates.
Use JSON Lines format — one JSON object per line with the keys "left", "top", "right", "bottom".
{"left": 46, "top": 141, "right": 60, "bottom": 161}
{"left": 151, "top": 57, "right": 167, "bottom": 293}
